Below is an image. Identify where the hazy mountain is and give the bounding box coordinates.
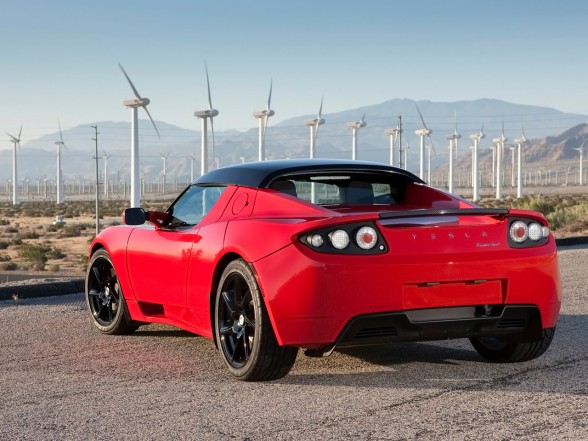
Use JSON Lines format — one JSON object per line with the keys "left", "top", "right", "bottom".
{"left": 1, "top": 98, "right": 586, "bottom": 183}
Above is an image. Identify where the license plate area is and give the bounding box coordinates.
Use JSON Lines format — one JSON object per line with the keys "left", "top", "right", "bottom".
{"left": 402, "top": 279, "right": 503, "bottom": 309}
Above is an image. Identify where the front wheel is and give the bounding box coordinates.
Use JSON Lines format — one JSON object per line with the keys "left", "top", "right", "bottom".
{"left": 470, "top": 327, "right": 556, "bottom": 363}
{"left": 214, "top": 259, "right": 298, "bottom": 381}
{"left": 85, "top": 249, "right": 139, "bottom": 335}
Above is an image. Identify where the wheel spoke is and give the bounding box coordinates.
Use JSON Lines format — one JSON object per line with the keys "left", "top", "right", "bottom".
{"left": 221, "top": 290, "right": 236, "bottom": 316}
{"left": 243, "top": 328, "right": 250, "bottom": 360}
{"left": 219, "top": 325, "right": 233, "bottom": 336}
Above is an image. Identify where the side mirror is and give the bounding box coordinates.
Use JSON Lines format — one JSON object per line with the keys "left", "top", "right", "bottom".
{"left": 123, "top": 208, "right": 146, "bottom": 225}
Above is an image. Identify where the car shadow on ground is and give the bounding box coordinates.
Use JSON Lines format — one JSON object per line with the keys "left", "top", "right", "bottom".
{"left": 281, "top": 314, "right": 587, "bottom": 392}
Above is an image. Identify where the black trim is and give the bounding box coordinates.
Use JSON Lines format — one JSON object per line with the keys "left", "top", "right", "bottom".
{"left": 335, "top": 305, "right": 543, "bottom": 347}
{"left": 195, "top": 159, "right": 424, "bottom": 188}
{"left": 379, "top": 208, "right": 509, "bottom": 220}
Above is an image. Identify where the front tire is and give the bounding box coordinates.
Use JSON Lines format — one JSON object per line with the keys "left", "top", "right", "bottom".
{"left": 214, "top": 259, "right": 298, "bottom": 381}
{"left": 470, "top": 327, "right": 556, "bottom": 363}
{"left": 85, "top": 249, "right": 139, "bottom": 335}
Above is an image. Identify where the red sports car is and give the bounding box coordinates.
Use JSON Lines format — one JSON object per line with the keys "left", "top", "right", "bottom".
{"left": 85, "top": 159, "right": 561, "bottom": 381}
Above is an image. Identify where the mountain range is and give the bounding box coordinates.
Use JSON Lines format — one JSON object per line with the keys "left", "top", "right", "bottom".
{"left": 1, "top": 98, "right": 587, "bottom": 183}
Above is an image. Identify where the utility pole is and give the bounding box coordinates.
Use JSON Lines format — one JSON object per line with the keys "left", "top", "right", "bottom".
{"left": 397, "top": 115, "right": 404, "bottom": 169}
{"left": 92, "top": 125, "right": 100, "bottom": 236}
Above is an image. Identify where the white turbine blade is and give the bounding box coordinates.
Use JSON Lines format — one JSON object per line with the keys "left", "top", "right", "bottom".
{"left": 318, "top": 96, "right": 323, "bottom": 119}
{"left": 267, "top": 79, "right": 273, "bottom": 110}
{"left": 143, "top": 106, "right": 161, "bottom": 138}
{"left": 313, "top": 119, "right": 320, "bottom": 147}
{"left": 7, "top": 133, "right": 17, "bottom": 143}
{"left": 428, "top": 134, "right": 436, "bottom": 155}
{"left": 58, "top": 119, "right": 64, "bottom": 143}
{"left": 480, "top": 121, "right": 485, "bottom": 135}
{"left": 205, "top": 62, "right": 213, "bottom": 110}
{"left": 17, "top": 124, "right": 22, "bottom": 141}
{"left": 415, "top": 103, "right": 428, "bottom": 129}
{"left": 360, "top": 113, "right": 365, "bottom": 123}
{"left": 118, "top": 63, "right": 142, "bottom": 100}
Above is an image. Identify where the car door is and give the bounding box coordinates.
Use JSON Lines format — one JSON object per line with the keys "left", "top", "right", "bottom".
{"left": 126, "top": 185, "right": 233, "bottom": 308}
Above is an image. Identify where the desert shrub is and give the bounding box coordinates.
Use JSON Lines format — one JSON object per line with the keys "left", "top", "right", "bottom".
{"left": 59, "top": 225, "right": 83, "bottom": 237}
{"left": 21, "top": 231, "right": 40, "bottom": 239}
{"left": 0, "top": 262, "right": 17, "bottom": 271}
{"left": 11, "top": 238, "right": 22, "bottom": 246}
{"left": 47, "top": 247, "right": 66, "bottom": 259}
{"left": 0, "top": 219, "right": 9, "bottom": 226}
{"left": 0, "top": 253, "right": 11, "bottom": 262}
{"left": 5, "top": 226, "right": 18, "bottom": 233}
{"left": 0, "top": 241, "right": 9, "bottom": 250}
{"left": 547, "top": 209, "right": 570, "bottom": 231}
{"left": 17, "top": 243, "right": 50, "bottom": 270}
{"left": 47, "top": 264, "right": 60, "bottom": 273}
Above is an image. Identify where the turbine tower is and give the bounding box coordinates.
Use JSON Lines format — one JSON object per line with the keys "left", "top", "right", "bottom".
{"left": 160, "top": 152, "right": 170, "bottom": 194}
{"left": 7, "top": 126, "right": 22, "bottom": 205}
{"left": 384, "top": 126, "right": 400, "bottom": 167}
{"left": 102, "top": 149, "right": 112, "bottom": 199}
{"left": 445, "top": 116, "right": 461, "bottom": 193}
{"left": 346, "top": 114, "right": 366, "bottom": 160}
{"left": 194, "top": 63, "right": 218, "bottom": 175}
{"left": 119, "top": 63, "right": 160, "bottom": 208}
{"left": 514, "top": 122, "right": 528, "bottom": 196}
{"left": 573, "top": 140, "right": 585, "bottom": 186}
{"left": 304, "top": 97, "right": 325, "bottom": 159}
{"left": 414, "top": 104, "right": 433, "bottom": 180}
{"left": 492, "top": 121, "right": 507, "bottom": 200}
{"left": 469, "top": 123, "right": 485, "bottom": 201}
{"left": 253, "top": 80, "right": 274, "bottom": 161}
{"left": 55, "top": 122, "right": 66, "bottom": 204}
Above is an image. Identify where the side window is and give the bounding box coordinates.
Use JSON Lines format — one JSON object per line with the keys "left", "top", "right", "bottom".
{"left": 168, "top": 185, "right": 226, "bottom": 226}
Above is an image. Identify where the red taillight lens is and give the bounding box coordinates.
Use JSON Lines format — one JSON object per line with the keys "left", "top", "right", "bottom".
{"left": 510, "top": 221, "right": 528, "bottom": 243}
{"left": 356, "top": 226, "right": 377, "bottom": 250}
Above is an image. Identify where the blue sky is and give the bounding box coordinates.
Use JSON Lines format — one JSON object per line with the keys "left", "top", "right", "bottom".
{"left": 1, "top": 0, "right": 587, "bottom": 149}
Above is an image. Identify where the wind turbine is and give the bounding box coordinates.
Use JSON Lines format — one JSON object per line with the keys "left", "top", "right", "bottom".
{"left": 573, "top": 140, "right": 585, "bottom": 186}
{"left": 414, "top": 104, "right": 433, "bottom": 180}
{"left": 469, "top": 123, "right": 485, "bottom": 201}
{"left": 55, "top": 121, "right": 66, "bottom": 204}
{"left": 194, "top": 63, "right": 219, "bottom": 175}
{"left": 253, "top": 79, "right": 274, "bottom": 161}
{"left": 7, "top": 125, "right": 22, "bottom": 205}
{"left": 346, "top": 114, "right": 367, "bottom": 160}
{"left": 102, "top": 149, "right": 112, "bottom": 198}
{"left": 304, "top": 97, "right": 325, "bottom": 159}
{"left": 445, "top": 115, "right": 461, "bottom": 193}
{"left": 492, "top": 119, "right": 507, "bottom": 200}
{"left": 160, "top": 151, "right": 170, "bottom": 194}
{"left": 119, "top": 63, "right": 160, "bottom": 208}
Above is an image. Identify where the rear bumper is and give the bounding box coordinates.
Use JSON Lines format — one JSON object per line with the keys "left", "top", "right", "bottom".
{"left": 336, "top": 305, "right": 543, "bottom": 348}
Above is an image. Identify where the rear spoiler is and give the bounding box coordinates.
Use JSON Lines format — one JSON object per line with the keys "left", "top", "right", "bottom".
{"left": 379, "top": 208, "right": 509, "bottom": 220}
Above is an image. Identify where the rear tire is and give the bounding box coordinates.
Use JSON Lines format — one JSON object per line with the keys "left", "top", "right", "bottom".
{"left": 85, "top": 249, "right": 139, "bottom": 335}
{"left": 470, "top": 327, "right": 555, "bottom": 363}
{"left": 215, "top": 259, "right": 298, "bottom": 381}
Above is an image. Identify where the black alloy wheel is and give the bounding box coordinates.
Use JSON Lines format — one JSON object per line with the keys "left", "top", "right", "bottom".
{"left": 215, "top": 259, "right": 297, "bottom": 381}
{"left": 85, "top": 249, "right": 138, "bottom": 335}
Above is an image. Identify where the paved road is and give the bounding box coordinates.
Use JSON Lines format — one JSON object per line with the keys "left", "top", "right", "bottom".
{"left": 1, "top": 246, "right": 587, "bottom": 441}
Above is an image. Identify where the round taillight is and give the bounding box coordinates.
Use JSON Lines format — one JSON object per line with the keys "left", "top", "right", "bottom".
{"left": 528, "top": 223, "right": 543, "bottom": 241}
{"left": 356, "top": 226, "right": 378, "bottom": 250}
{"left": 541, "top": 226, "right": 550, "bottom": 238}
{"left": 329, "top": 230, "right": 349, "bottom": 249}
{"left": 510, "top": 221, "right": 528, "bottom": 243}
{"left": 306, "top": 234, "right": 324, "bottom": 248}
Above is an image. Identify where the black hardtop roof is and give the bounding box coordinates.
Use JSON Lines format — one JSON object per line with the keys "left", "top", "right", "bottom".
{"left": 194, "top": 159, "right": 424, "bottom": 188}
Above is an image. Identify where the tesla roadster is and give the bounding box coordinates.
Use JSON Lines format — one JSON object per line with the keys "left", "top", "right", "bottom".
{"left": 85, "top": 159, "right": 561, "bottom": 381}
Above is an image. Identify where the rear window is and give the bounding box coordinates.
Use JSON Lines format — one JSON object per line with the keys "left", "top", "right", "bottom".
{"left": 269, "top": 173, "right": 406, "bottom": 205}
